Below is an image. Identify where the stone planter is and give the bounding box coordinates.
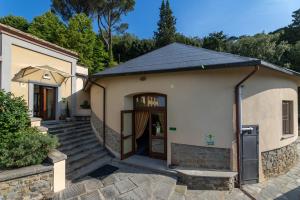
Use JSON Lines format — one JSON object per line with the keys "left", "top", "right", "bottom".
{"left": 0, "top": 150, "right": 67, "bottom": 200}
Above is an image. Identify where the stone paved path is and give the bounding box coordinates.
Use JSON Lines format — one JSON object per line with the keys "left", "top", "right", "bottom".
{"left": 54, "top": 163, "right": 248, "bottom": 200}
{"left": 55, "top": 142, "right": 300, "bottom": 200}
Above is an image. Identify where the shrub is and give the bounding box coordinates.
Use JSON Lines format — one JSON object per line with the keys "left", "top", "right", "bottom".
{"left": 0, "top": 127, "right": 59, "bottom": 168}
{"left": 0, "top": 90, "right": 59, "bottom": 168}
{"left": 0, "top": 90, "right": 30, "bottom": 134}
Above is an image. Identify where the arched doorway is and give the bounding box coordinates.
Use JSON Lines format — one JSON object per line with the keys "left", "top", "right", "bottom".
{"left": 121, "top": 93, "right": 167, "bottom": 160}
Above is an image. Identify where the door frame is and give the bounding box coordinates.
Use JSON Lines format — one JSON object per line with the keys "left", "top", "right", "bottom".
{"left": 135, "top": 93, "right": 167, "bottom": 160}
{"left": 33, "top": 84, "right": 57, "bottom": 121}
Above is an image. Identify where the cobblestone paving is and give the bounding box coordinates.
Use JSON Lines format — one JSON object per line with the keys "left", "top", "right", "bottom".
{"left": 55, "top": 142, "right": 300, "bottom": 200}
{"left": 54, "top": 163, "right": 249, "bottom": 200}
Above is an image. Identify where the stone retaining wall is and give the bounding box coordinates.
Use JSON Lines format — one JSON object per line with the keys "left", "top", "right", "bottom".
{"left": 262, "top": 140, "right": 298, "bottom": 179}
{"left": 91, "top": 111, "right": 120, "bottom": 157}
{"left": 0, "top": 165, "right": 53, "bottom": 200}
{"left": 171, "top": 143, "right": 231, "bottom": 170}
{"left": 177, "top": 172, "right": 235, "bottom": 191}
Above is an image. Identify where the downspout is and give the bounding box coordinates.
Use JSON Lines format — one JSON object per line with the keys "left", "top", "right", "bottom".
{"left": 90, "top": 81, "right": 106, "bottom": 147}
{"left": 235, "top": 65, "right": 259, "bottom": 188}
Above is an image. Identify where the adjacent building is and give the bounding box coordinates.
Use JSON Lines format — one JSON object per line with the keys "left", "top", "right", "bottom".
{"left": 90, "top": 43, "right": 300, "bottom": 183}
{"left": 0, "top": 23, "right": 89, "bottom": 120}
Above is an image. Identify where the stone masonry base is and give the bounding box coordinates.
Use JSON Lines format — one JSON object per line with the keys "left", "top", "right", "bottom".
{"left": 0, "top": 165, "right": 53, "bottom": 200}
{"left": 177, "top": 171, "right": 235, "bottom": 191}
{"left": 262, "top": 140, "right": 298, "bottom": 179}
{"left": 171, "top": 143, "right": 231, "bottom": 170}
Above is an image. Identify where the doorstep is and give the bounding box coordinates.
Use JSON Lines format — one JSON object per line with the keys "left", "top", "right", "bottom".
{"left": 113, "top": 155, "right": 177, "bottom": 177}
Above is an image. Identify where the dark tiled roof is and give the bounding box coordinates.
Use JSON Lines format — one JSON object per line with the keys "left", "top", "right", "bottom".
{"left": 93, "top": 42, "right": 300, "bottom": 78}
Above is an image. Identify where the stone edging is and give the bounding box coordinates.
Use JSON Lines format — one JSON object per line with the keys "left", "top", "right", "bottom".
{"left": 0, "top": 164, "right": 53, "bottom": 182}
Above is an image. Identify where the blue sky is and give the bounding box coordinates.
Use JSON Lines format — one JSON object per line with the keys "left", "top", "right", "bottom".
{"left": 0, "top": 0, "right": 300, "bottom": 38}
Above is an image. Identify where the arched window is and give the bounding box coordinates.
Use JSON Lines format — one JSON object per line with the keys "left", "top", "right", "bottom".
{"left": 133, "top": 93, "right": 166, "bottom": 109}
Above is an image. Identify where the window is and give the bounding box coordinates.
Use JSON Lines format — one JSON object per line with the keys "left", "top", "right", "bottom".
{"left": 134, "top": 94, "right": 166, "bottom": 109}
{"left": 282, "top": 101, "right": 294, "bottom": 135}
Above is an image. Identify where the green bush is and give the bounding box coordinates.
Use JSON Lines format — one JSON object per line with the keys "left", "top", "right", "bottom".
{"left": 0, "top": 128, "right": 58, "bottom": 168}
{"left": 0, "top": 90, "right": 30, "bottom": 134}
{"left": 0, "top": 90, "right": 59, "bottom": 168}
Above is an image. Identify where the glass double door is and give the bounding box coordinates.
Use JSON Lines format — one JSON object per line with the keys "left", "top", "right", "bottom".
{"left": 33, "top": 85, "right": 56, "bottom": 120}
{"left": 121, "top": 110, "right": 167, "bottom": 160}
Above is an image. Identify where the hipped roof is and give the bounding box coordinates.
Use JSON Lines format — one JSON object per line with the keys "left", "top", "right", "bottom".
{"left": 93, "top": 43, "right": 300, "bottom": 78}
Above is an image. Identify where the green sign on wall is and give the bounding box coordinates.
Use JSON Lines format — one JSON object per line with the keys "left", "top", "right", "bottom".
{"left": 169, "top": 127, "right": 176, "bottom": 131}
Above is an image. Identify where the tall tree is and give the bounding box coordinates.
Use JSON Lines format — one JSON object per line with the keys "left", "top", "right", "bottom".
{"left": 91, "top": 36, "right": 110, "bottom": 73}
{"left": 28, "top": 11, "right": 67, "bottom": 46}
{"left": 92, "top": 0, "right": 135, "bottom": 65}
{"left": 202, "top": 31, "right": 227, "bottom": 52}
{"left": 291, "top": 8, "right": 300, "bottom": 28}
{"left": 0, "top": 15, "right": 30, "bottom": 32}
{"left": 66, "top": 14, "right": 96, "bottom": 69}
{"left": 154, "top": 0, "right": 176, "bottom": 48}
{"left": 51, "top": 0, "right": 92, "bottom": 21}
{"left": 51, "top": 0, "right": 136, "bottom": 65}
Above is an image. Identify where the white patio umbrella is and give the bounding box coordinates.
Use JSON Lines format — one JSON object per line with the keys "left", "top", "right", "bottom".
{"left": 12, "top": 65, "right": 71, "bottom": 86}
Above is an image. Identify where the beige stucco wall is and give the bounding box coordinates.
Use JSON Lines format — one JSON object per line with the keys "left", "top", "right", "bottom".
{"left": 10, "top": 45, "right": 72, "bottom": 107}
{"left": 76, "top": 76, "right": 90, "bottom": 116}
{"left": 91, "top": 66, "right": 299, "bottom": 182}
{"left": 242, "top": 68, "right": 299, "bottom": 181}
{"left": 91, "top": 68, "right": 254, "bottom": 163}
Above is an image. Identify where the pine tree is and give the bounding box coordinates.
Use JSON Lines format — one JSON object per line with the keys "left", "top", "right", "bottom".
{"left": 154, "top": 0, "right": 176, "bottom": 48}
{"left": 291, "top": 8, "right": 300, "bottom": 28}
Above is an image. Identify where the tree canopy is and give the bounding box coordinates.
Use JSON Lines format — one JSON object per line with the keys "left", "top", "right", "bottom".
{"left": 51, "top": 0, "right": 91, "bottom": 21}
{"left": 66, "top": 14, "right": 96, "bottom": 70}
{"left": 154, "top": 0, "right": 176, "bottom": 48}
{"left": 28, "top": 11, "right": 67, "bottom": 46}
{"left": 2, "top": 4, "right": 300, "bottom": 73}
{"left": 291, "top": 8, "right": 300, "bottom": 28}
{"left": 0, "top": 15, "right": 30, "bottom": 32}
{"left": 228, "top": 33, "right": 290, "bottom": 66}
{"left": 202, "top": 31, "right": 227, "bottom": 52}
{"left": 51, "top": 0, "right": 135, "bottom": 65}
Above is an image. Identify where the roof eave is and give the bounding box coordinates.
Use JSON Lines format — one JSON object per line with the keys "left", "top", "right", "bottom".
{"left": 91, "top": 60, "right": 261, "bottom": 79}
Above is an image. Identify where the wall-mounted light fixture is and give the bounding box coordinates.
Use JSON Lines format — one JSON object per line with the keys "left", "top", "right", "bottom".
{"left": 43, "top": 72, "right": 51, "bottom": 80}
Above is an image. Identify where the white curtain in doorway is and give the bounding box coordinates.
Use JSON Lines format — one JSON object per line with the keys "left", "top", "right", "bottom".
{"left": 135, "top": 111, "right": 149, "bottom": 140}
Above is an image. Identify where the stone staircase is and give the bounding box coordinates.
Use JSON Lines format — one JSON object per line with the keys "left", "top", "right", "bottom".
{"left": 44, "top": 120, "right": 112, "bottom": 182}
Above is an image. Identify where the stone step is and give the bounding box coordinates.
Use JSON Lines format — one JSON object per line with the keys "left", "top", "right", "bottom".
{"left": 55, "top": 129, "right": 93, "bottom": 142}
{"left": 174, "top": 185, "right": 187, "bottom": 195}
{"left": 113, "top": 155, "right": 177, "bottom": 178}
{"left": 67, "top": 151, "right": 109, "bottom": 173}
{"left": 45, "top": 121, "right": 90, "bottom": 131}
{"left": 63, "top": 141, "right": 102, "bottom": 158}
{"left": 152, "top": 176, "right": 177, "bottom": 200}
{"left": 58, "top": 137, "right": 98, "bottom": 152}
{"left": 169, "top": 191, "right": 186, "bottom": 200}
{"left": 67, "top": 156, "right": 112, "bottom": 181}
{"left": 48, "top": 124, "right": 91, "bottom": 135}
{"left": 67, "top": 147, "right": 105, "bottom": 164}
{"left": 58, "top": 134, "right": 95, "bottom": 146}
{"left": 175, "top": 168, "right": 237, "bottom": 191}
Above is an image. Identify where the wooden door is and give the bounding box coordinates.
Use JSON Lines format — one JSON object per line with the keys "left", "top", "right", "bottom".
{"left": 40, "top": 86, "right": 56, "bottom": 120}
{"left": 121, "top": 111, "right": 135, "bottom": 160}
